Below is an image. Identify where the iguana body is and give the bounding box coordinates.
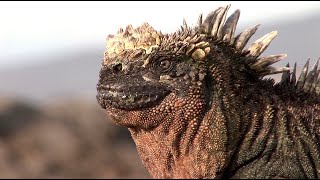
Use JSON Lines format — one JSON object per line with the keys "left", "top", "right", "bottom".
{"left": 96, "top": 5, "right": 320, "bottom": 178}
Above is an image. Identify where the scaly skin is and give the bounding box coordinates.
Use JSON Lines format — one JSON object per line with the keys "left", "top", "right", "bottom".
{"left": 96, "top": 5, "right": 320, "bottom": 179}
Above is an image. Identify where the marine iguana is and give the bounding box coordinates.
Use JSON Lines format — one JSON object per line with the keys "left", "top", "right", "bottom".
{"left": 96, "top": 5, "right": 320, "bottom": 179}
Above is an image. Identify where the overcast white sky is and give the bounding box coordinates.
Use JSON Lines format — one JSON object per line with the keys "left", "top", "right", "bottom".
{"left": 1, "top": 1, "right": 320, "bottom": 67}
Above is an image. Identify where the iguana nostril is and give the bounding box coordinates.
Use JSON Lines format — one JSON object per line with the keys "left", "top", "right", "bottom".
{"left": 112, "top": 63, "right": 123, "bottom": 72}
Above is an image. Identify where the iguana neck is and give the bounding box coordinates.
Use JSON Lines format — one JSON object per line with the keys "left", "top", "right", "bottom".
{"left": 209, "top": 60, "right": 280, "bottom": 178}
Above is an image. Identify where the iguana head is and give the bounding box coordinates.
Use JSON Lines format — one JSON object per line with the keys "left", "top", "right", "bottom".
{"left": 96, "top": 5, "right": 289, "bottom": 130}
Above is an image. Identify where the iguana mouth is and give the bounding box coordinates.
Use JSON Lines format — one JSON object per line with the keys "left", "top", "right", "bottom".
{"left": 96, "top": 83, "right": 170, "bottom": 110}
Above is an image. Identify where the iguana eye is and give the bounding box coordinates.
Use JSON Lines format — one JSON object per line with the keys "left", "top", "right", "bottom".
{"left": 160, "top": 60, "right": 171, "bottom": 69}
{"left": 155, "top": 58, "right": 173, "bottom": 73}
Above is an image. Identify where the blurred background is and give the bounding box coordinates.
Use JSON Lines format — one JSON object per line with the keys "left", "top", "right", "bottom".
{"left": 0, "top": 1, "right": 320, "bottom": 178}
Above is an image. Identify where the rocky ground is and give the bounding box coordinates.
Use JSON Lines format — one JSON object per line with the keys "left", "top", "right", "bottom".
{"left": 0, "top": 97, "right": 149, "bottom": 178}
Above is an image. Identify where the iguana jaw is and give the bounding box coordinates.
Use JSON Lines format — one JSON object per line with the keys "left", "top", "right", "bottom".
{"left": 96, "top": 82, "right": 170, "bottom": 110}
